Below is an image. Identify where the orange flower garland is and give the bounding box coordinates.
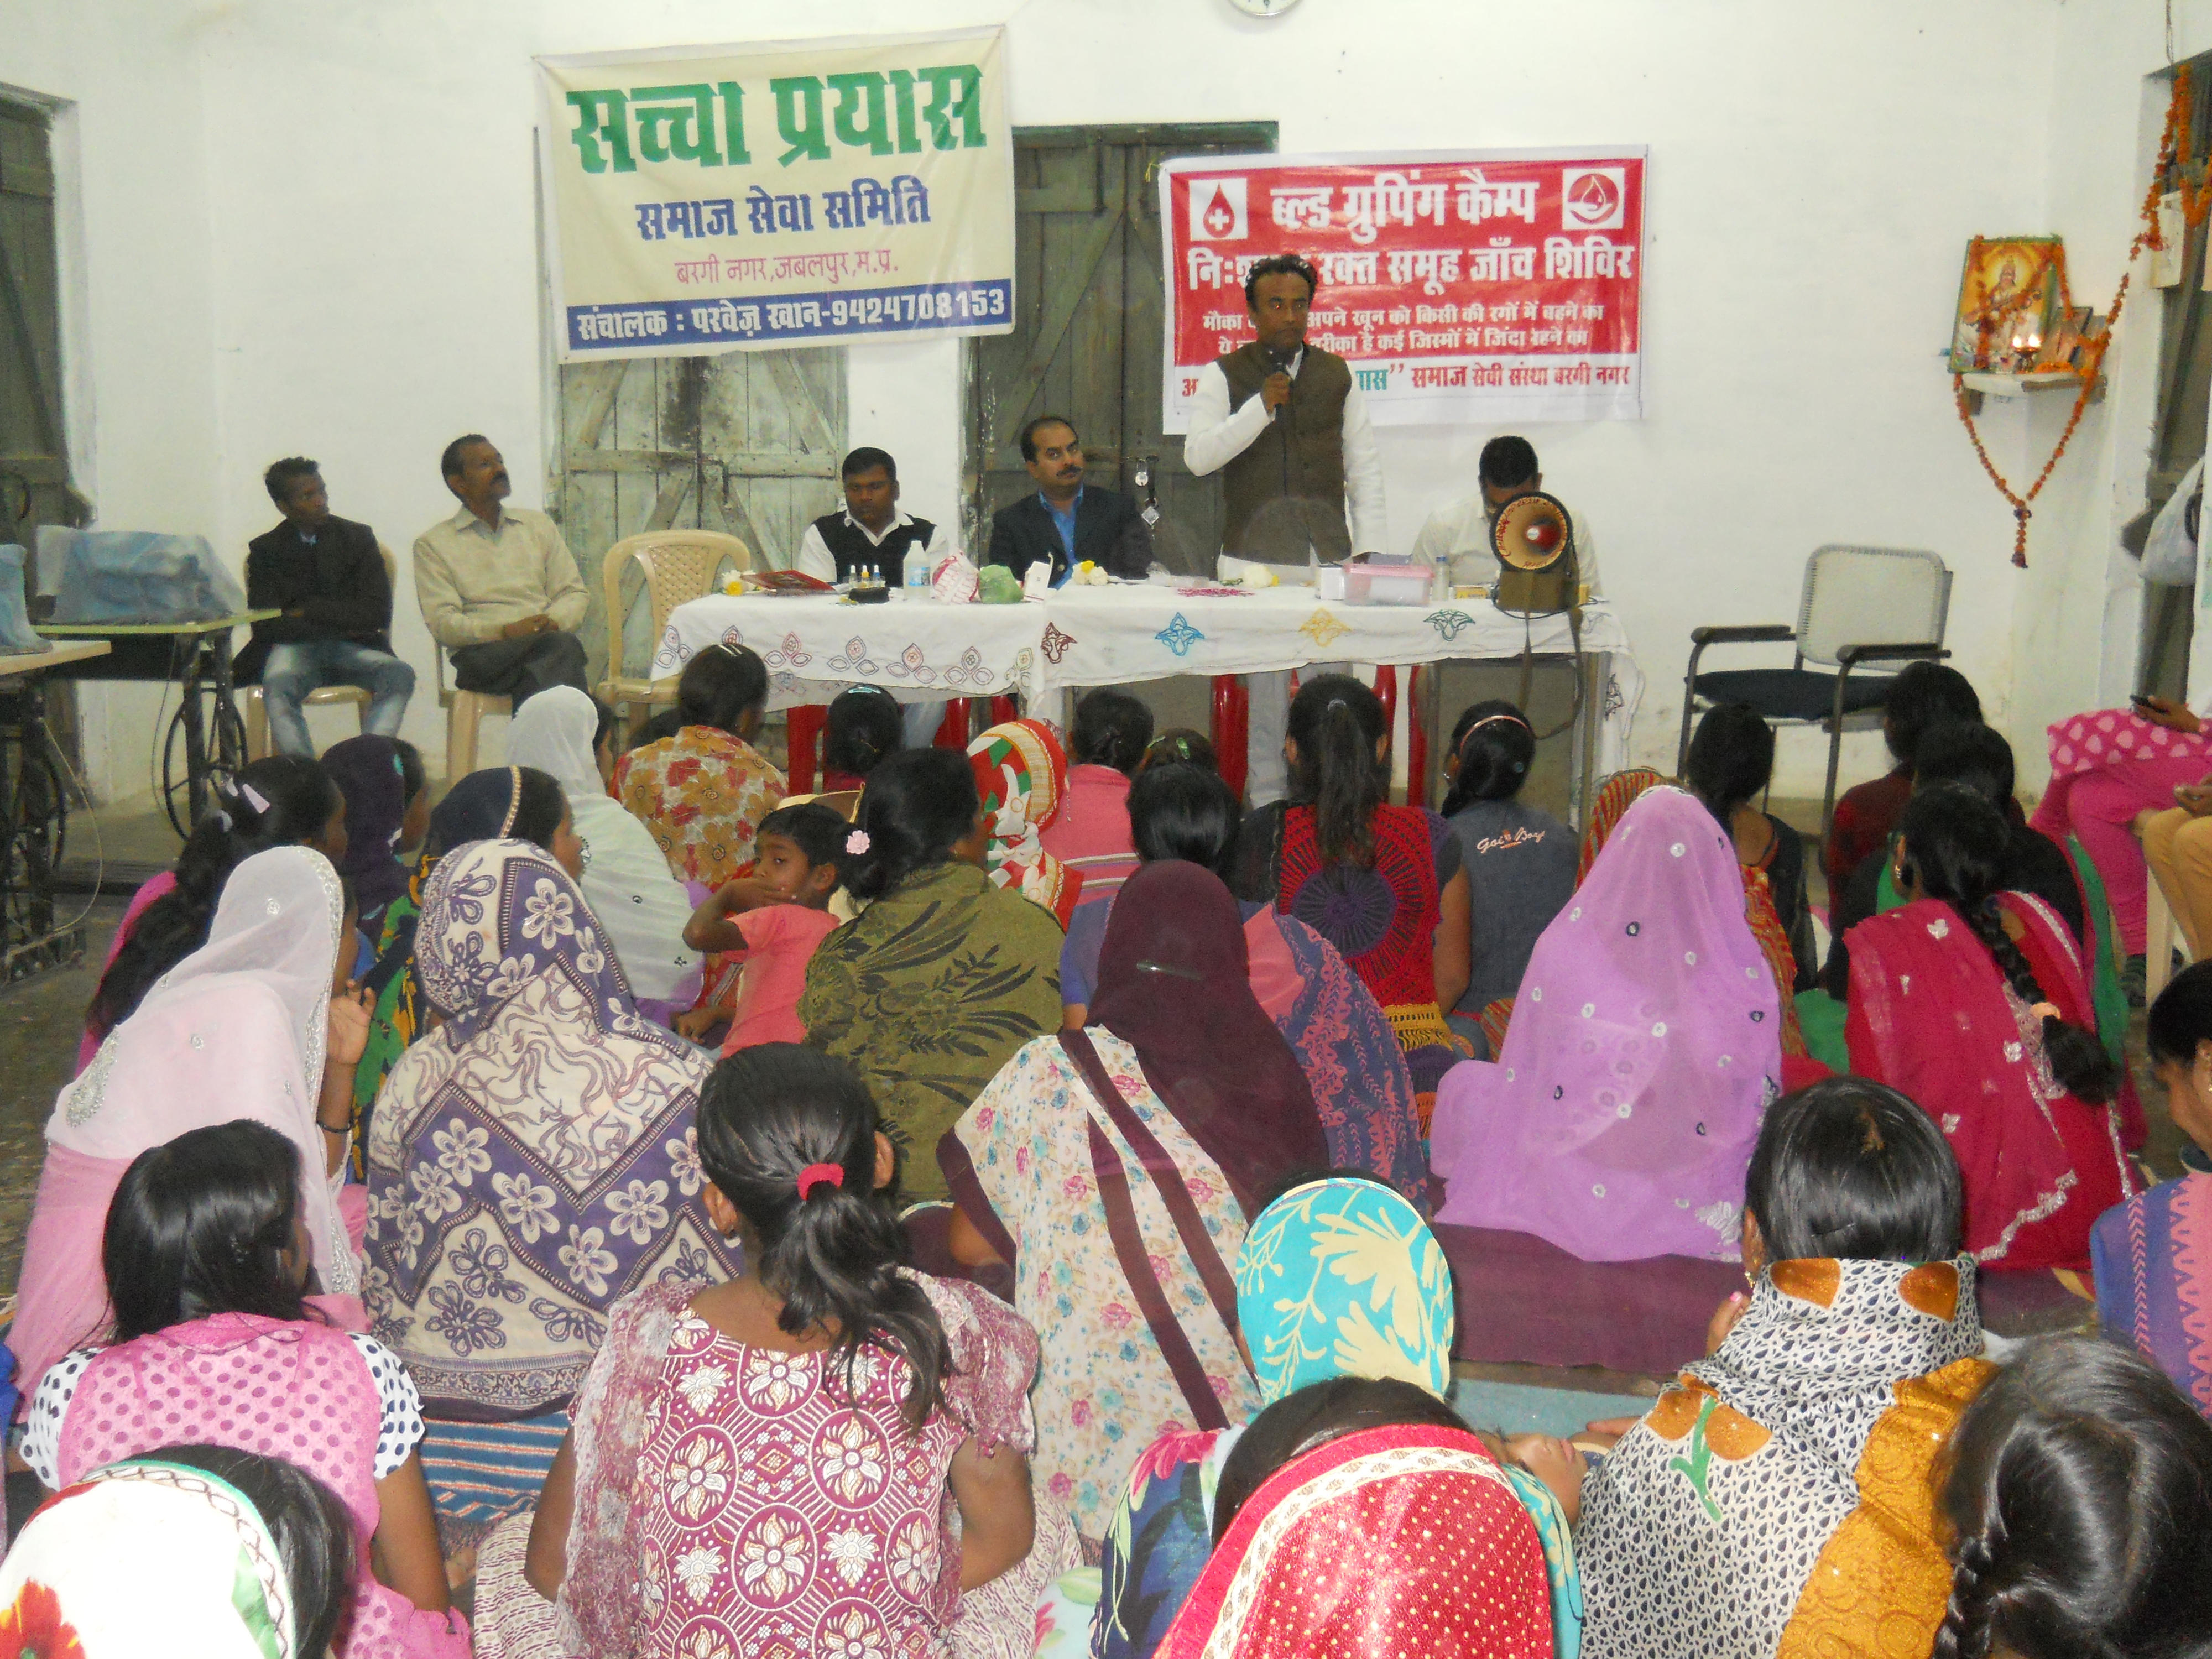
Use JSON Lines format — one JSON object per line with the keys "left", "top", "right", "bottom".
{"left": 1957, "top": 64, "right": 2211, "bottom": 566}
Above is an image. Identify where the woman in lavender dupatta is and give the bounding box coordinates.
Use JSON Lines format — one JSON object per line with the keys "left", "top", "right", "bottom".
{"left": 1428, "top": 785, "right": 1784, "bottom": 1262}
{"left": 363, "top": 838, "right": 740, "bottom": 1421}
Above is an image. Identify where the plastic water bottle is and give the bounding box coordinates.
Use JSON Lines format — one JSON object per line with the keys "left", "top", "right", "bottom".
{"left": 905, "top": 542, "right": 933, "bottom": 593}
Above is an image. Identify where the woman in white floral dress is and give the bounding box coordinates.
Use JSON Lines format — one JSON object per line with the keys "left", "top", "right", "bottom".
{"left": 471, "top": 1044, "right": 1076, "bottom": 1659}
{"left": 362, "top": 836, "right": 740, "bottom": 1535}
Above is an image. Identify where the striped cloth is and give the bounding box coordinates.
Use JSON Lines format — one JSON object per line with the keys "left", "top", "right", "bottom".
{"left": 418, "top": 1411, "right": 570, "bottom": 1547}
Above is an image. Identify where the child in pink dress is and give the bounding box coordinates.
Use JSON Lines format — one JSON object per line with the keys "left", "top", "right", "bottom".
{"left": 472, "top": 1044, "right": 1077, "bottom": 1659}
{"left": 685, "top": 802, "right": 846, "bottom": 1053}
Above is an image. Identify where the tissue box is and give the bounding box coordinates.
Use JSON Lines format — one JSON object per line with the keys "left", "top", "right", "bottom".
{"left": 1342, "top": 560, "right": 1436, "bottom": 607}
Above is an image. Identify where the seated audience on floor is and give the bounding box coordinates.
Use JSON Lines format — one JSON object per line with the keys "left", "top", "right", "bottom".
{"left": 1575, "top": 1077, "right": 1989, "bottom": 1659}
{"left": 17, "top": 845, "right": 365, "bottom": 1400}
{"left": 2031, "top": 685, "right": 2212, "bottom": 976}
{"left": 1684, "top": 702, "right": 1816, "bottom": 990}
{"left": 1438, "top": 699, "right": 1577, "bottom": 1057}
{"left": 237, "top": 455, "right": 416, "bottom": 758}
{"left": 815, "top": 680, "right": 905, "bottom": 805}
{"left": 413, "top": 434, "right": 590, "bottom": 707}
{"left": 81, "top": 753, "right": 346, "bottom": 1072}
{"left": 2094, "top": 961, "right": 2212, "bottom": 1417}
{"left": 1155, "top": 1376, "right": 1558, "bottom": 1658}
{"left": 986, "top": 413, "right": 1157, "bottom": 586}
{"left": 362, "top": 836, "right": 740, "bottom": 1538}
{"left": 473, "top": 1044, "right": 1076, "bottom": 1658}
{"left": 941, "top": 860, "right": 1330, "bottom": 1531}
{"left": 1139, "top": 726, "right": 1215, "bottom": 773}
{"left": 1061, "top": 761, "right": 1428, "bottom": 1207}
{"left": 684, "top": 801, "right": 845, "bottom": 1053}
{"left": 22, "top": 1119, "right": 465, "bottom": 1655}
{"left": 1041, "top": 688, "right": 1152, "bottom": 902}
{"left": 1933, "top": 1335, "right": 2212, "bottom": 1659}
{"left": 321, "top": 734, "right": 425, "bottom": 951}
{"left": 1082, "top": 1175, "right": 1579, "bottom": 1659}
{"left": 967, "top": 716, "right": 1083, "bottom": 925}
{"left": 1825, "top": 660, "right": 1985, "bottom": 891}
{"left": 615, "top": 640, "right": 787, "bottom": 889}
{"left": 509, "top": 686, "right": 701, "bottom": 1024}
{"left": 1577, "top": 765, "right": 1808, "bottom": 1057}
{"left": 0, "top": 1444, "right": 359, "bottom": 1659}
{"left": 351, "top": 765, "right": 580, "bottom": 1151}
{"left": 1823, "top": 720, "right": 2086, "bottom": 995}
{"left": 1845, "top": 784, "right": 2131, "bottom": 1271}
{"left": 1430, "top": 785, "right": 1784, "bottom": 1261}
{"left": 1234, "top": 674, "right": 1472, "bottom": 1115}
{"left": 800, "top": 747, "right": 1064, "bottom": 1197}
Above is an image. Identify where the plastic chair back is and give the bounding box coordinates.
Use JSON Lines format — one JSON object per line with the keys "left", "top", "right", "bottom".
{"left": 602, "top": 530, "right": 752, "bottom": 684}
{"left": 1797, "top": 545, "right": 1951, "bottom": 667}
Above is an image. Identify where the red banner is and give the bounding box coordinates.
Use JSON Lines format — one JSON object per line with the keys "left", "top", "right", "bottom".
{"left": 1159, "top": 148, "right": 1646, "bottom": 429}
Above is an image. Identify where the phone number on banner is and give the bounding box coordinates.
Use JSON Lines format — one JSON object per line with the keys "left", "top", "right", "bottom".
{"left": 567, "top": 280, "right": 1011, "bottom": 351}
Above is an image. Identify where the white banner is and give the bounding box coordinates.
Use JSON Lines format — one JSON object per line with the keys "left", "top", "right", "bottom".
{"left": 537, "top": 28, "right": 1015, "bottom": 359}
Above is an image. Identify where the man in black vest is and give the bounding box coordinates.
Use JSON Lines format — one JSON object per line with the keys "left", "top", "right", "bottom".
{"left": 794, "top": 447, "right": 956, "bottom": 586}
{"left": 985, "top": 415, "right": 1154, "bottom": 585}
{"left": 1185, "top": 253, "right": 1387, "bottom": 801}
{"left": 236, "top": 456, "right": 414, "bottom": 756}
{"left": 1183, "top": 252, "right": 1386, "bottom": 570}
{"left": 794, "top": 446, "right": 958, "bottom": 743}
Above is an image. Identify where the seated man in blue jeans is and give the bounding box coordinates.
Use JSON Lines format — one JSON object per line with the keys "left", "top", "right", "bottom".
{"left": 235, "top": 456, "right": 415, "bottom": 755}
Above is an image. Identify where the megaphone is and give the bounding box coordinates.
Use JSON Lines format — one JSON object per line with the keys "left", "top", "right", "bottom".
{"left": 1489, "top": 491, "right": 1578, "bottom": 616}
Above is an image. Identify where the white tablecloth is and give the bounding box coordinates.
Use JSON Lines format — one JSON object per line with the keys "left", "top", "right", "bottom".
{"left": 653, "top": 585, "right": 1643, "bottom": 773}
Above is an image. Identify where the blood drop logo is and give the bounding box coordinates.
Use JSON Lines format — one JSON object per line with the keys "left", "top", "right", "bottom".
{"left": 1561, "top": 167, "right": 1626, "bottom": 232}
{"left": 1188, "top": 178, "right": 1248, "bottom": 242}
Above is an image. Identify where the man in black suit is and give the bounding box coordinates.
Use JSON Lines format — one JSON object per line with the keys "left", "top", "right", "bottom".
{"left": 985, "top": 415, "right": 1154, "bottom": 586}
{"left": 236, "top": 457, "right": 414, "bottom": 755}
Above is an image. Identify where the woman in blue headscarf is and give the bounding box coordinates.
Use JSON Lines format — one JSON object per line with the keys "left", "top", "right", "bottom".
{"left": 1035, "top": 1175, "right": 1584, "bottom": 1659}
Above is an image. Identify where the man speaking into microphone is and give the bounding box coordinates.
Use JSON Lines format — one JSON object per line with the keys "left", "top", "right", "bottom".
{"left": 1185, "top": 252, "right": 1387, "bottom": 801}
{"left": 1185, "top": 253, "right": 1386, "bottom": 569}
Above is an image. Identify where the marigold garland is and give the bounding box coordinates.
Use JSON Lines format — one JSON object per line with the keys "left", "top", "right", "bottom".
{"left": 1958, "top": 64, "right": 2211, "bottom": 567}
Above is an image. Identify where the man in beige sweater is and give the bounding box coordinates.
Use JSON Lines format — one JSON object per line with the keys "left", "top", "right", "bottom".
{"left": 413, "top": 434, "right": 590, "bottom": 706}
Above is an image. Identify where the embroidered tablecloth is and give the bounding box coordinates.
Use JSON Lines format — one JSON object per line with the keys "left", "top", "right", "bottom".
{"left": 653, "top": 586, "right": 1642, "bottom": 773}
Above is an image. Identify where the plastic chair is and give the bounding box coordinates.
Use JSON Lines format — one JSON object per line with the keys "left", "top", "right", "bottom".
{"left": 596, "top": 530, "right": 752, "bottom": 743}
{"left": 2148, "top": 873, "right": 2195, "bottom": 1000}
{"left": 1675, "top": 545, "right": 1953, "bottom": 835}
{"left": 436, "top": 645, "right": 509, "bottom": 781}
{"left": 243, "top": 544, "right": 398, "bottom": 759}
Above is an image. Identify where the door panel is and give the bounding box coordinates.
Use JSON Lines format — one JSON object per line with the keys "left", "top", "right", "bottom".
{"left": 968, "top": 123, "right": 1275, "bottom": 577}
{"left": 559, "top": 349, "right": 846, "bottom": 682}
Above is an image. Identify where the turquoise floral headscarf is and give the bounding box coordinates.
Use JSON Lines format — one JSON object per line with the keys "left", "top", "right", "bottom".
{"left": 1234, "top": 1176, "right": 1453, "bottom": 1403}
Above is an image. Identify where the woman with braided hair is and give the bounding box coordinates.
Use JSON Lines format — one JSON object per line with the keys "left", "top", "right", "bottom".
{"left": 1932, "top": 1334, "right": 2212, "bottom": 1659}
{"left": 1845, "top": 782, "right": 2133, "bottom": 1270}
{"left": 472, "top": 1044, "right": 1075, "bottom": 1659}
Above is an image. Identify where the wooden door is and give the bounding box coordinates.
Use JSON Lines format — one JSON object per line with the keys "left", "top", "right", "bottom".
{"left": 968, "top": 123, "right": 1275, "bottom": 576}
{"left": 2142, "top": 64, "right": 2212, "bottom": 698}
{"left": 558, "top": 349, "right": 847, "bottom": 682}
{"left": 0, "top": 100, "right": 83, "bottom": 761}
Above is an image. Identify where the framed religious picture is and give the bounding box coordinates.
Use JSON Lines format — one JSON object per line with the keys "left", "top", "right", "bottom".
{"left": 1948, "top": 236, "right": 2068, "bottom": 374}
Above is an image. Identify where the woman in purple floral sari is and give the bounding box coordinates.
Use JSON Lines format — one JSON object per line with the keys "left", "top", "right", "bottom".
{"left": 362, "top": 836, "right": 739, "bottom": 1538}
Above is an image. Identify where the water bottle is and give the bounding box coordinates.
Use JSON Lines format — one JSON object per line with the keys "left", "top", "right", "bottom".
{"left": 905, "top": 542, "right": 933, "bottom": 594}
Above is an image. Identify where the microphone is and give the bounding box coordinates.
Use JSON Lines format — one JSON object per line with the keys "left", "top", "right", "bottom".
{"left": 1267, "top": 346, "right": 1297, "bottom": 422}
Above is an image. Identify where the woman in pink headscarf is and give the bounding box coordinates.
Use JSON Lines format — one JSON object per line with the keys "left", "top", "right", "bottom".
{"left": 1428, "top": 785, "right": 1785, "bottom": 1262}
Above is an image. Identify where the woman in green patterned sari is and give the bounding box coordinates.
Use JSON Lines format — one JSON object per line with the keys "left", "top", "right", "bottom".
{"left": 799, "top": 745, "right": 1064, "bottom": 1199}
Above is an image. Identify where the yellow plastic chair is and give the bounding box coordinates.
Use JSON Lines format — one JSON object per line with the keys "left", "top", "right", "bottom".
{"left": 596, "top": 529, "right": 752, "bottom": 744}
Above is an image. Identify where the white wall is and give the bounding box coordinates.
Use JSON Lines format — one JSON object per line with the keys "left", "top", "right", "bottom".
{"left": 11, "top": 0, "right": 2192, "bottom": 797}
{"left": 0, "top": 2, "right": 223, "bottom": 802}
